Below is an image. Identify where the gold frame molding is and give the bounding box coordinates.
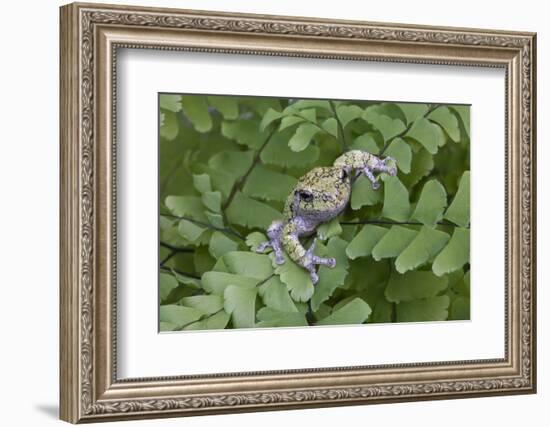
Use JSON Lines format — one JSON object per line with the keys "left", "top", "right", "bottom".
{"left": 60, "top": 2, "right": 537, "bottom": 423}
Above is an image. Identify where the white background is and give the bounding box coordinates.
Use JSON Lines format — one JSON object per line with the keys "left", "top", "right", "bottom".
{"left": 0, "top": 0, "right": 546, "bottom": 426}
{"left": 118, "top": 50, "right": 504, "bottom": 377}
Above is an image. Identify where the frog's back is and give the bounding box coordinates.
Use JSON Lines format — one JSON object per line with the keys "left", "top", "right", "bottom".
{"left": 283, "top": 166, "right": 351, "bottom": 219}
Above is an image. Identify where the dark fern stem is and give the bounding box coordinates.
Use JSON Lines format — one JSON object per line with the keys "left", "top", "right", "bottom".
{"left": 305, "top": 300, "right": 315, "bottom": 326}
{"left": 161, "top": 213, "right": 245, "bottom": 240}
{"left": 160, "top": 251, "right": 178, "bottom": 266}
{"left": 378, "top": 104, "right": 443, "bottom": 156}
{"left": 159, "top": 265, "right": 201, "bottom": 280}
{"left": 160, "top": 241, "right": 195, "bottom": 253}
{"left": 329, "top": 100, "right": 349, "bottom": 153}
{"left": 340, "top": 219, "right": 467, "bottom": 228}
{"left": 174, "top": 308, "right": 225, "bottom": 331}
{"left": 221, "top": 127, "right": 278, "bottom": 213}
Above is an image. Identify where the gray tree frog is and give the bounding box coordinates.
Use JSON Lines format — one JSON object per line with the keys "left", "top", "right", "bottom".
{"left": 257, "top": 150, "right": 397, "bottom": 284}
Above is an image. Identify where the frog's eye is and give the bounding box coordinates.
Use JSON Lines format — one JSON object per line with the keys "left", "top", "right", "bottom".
{"left": 297, "top": 190, "right": 314, "bottom": 203}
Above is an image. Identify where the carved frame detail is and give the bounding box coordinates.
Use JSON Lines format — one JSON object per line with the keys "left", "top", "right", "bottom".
{"left": 60, "top": 2, "right": 536, "bottom": 423}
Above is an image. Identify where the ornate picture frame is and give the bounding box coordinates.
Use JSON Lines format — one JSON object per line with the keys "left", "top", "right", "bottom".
{"left": 60, "top": 2, "right": 536, "bottom": 423}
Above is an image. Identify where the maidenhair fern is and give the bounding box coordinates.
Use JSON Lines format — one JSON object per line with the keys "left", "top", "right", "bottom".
{"left": 159, "top": 95, "right": 470, "bottom": 331}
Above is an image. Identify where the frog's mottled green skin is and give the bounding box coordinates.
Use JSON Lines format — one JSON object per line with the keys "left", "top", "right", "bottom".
{"left": 283, "top": 166, "right": 352, "bottom": 223}
{"left": 257, "top": 150, "right": 396, "bottom": 284}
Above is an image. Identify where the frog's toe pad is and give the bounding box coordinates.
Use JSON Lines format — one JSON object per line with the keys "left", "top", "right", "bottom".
{"left": 311, "top": 255, "right": 336, "bottom": 268}
{"left": 256, "top": 241, "right": 271, "bottom": 253}
{"left": 310, "top": 271, "right": 319, "bottom": 285}
{"left": 372, "top": 181, "right": 381, "bottom": 190}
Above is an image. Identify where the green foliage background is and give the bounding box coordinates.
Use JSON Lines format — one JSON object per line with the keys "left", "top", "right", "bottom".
{"left": 159, "top": 94, "right": 470, "bottom": 331}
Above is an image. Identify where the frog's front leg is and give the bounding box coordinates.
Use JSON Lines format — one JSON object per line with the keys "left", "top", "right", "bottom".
{"left": 362, "top": 156, "right": 397, "bottom": 189}
{"left": 282, "top": 220, "right": 335, "bottom": 284}
{"left": 362, "top": 167, "right": 381, "bottom": 190}
{"left": 256, "top": 220, "right": 285, "bottom": 265}
{"left": 378, "top": 156, "right": 397, "bottom": 176}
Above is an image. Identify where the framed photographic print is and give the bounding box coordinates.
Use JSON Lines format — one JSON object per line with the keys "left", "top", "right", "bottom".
{"left": 59, "top": 2, "right": 537, "bottom": 423}
{"left": 157, "top": 93, "right": 471, "bottom": 332}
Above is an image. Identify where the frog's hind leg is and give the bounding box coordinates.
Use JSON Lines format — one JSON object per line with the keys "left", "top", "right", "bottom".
{"left": 256, "top": 220, "right": 285, "bottom": 265}
{"left": 282, "top": 223, "right": 336, "bottom": 284}
{"left": 303, "top": 238, "right": 336, "bottom": 284}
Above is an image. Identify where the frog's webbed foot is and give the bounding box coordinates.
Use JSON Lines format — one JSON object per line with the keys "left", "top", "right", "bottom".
{"left": 303, "top": 238, "right": 336, "bottom": 285}
{"left": 256, "top": 220, "right": 285, "bottom": 265}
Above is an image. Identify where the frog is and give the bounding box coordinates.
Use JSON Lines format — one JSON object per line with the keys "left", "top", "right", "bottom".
{"left": 257, "top": 150, "right": 397, "bottom": 284}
